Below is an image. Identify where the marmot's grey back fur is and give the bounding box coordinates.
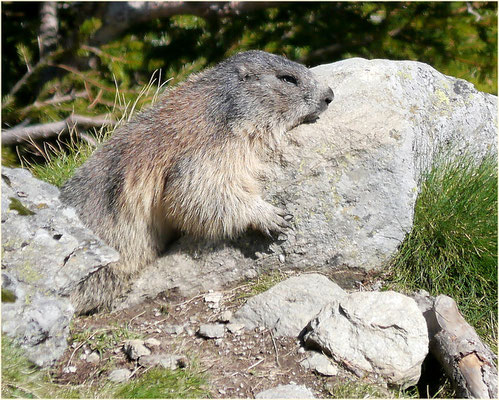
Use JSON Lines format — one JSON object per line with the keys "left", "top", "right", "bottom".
{"left": 61, "top": 50, "right": 333, "bottom": 313}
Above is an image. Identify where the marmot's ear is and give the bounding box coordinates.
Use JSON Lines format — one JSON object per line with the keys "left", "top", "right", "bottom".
{"left": 236, "top": 65, "right": 254, "bottom": 82}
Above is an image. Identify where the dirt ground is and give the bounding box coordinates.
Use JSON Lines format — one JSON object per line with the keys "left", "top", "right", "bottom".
{"left": 52, "top": 272, "right": 387, "bottom": 398}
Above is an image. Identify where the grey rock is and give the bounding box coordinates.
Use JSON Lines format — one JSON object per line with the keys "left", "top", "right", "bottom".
{"left": 117, "top": 59, "right": 496, "bottom": 309}
{"left": 139, "top": 353, "right": 187, "bottom": 369}
{"left": 231, "top": 274, "right": 346, "bottom": 337}
{"left": 255, "top": 384, "right": 315, "bottom": 399}
{"left": 164, "top": 324, "right": 184, "bottom": 335}
{"left": 108, "top": 369, "right": 131, "bottom": 383}
{"left": 226, "top": 323, "right": 245, "bottom": 334}
{"left": 198, "top": 323, "right": 225, "bottom": 339}
{"left": 219, "top": 310, "right": 233, "bottom": 323}
{"left": 204, "top": 291, "right": 223, "bottom": 309}
{"left": 304, "top": 291, "right": 429, "bottom": 388}
{"left": 86, "top": 351, "right": 100, "bottom": 364}
{"left": 300, "top": 352, "right": 339, "bottom": 376}
{"left": 1, "top": 167, "right": 119, "bottom": 367}
{"left": 124, "top": 339, "right": 151, "bottom": 360}
{"left": 144, "top": 337, "right": 161, "bottom": 348}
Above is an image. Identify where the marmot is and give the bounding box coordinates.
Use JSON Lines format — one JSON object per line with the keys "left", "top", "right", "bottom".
{"left": 60, "top": 50, "right": 334, "bottom": 313}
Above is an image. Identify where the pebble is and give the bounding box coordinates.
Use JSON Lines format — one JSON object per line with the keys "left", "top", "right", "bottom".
{"left": 219, "top": 310, "right": 233, "bottom": 322}
{"left": 144, "top": 337, "right": 161, "bottom": 348}
{"left": 300, "top": 352, "right": 338, "bottom": 376}
{"left": 164, "top": 324, "right": 184, "bottom": 335}
{"left": 227, "top": 323, "right": 245, "bottom": 334}
{"left": 108, "top": 369, "right": 131, "bottom": 383}
{"left": 87, "top": 351, "right": 100, "bottom": 364}
{"left": 198, "top": 323, "right": 225, "bottom": 339}
{"left": 124, "top": 339, "right": 151, "bottom": 360}
{"left": 139, "top": 353, "right": 187, "bottom": 370}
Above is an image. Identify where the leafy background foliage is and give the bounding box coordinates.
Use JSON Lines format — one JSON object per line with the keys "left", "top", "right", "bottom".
{"left": 2, "top": 2, "right": 497, "bottom": 135}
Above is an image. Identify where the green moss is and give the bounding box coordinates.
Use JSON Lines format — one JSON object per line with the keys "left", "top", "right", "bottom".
{"left": 8, "top": 197, "right": 35, "bottom": 216}
{"left": 17, "top": 262, "right": 42, "bottom": 284}
{"left": 1, "top": 288, "right": 17, "bottom": 303}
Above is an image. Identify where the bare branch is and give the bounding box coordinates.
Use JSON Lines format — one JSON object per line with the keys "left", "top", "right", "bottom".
{"left": 2, "top": 114, "right": 115, "bottom": 146}
{"left": 466, "top": 2, "right": 482, "bottom": 22}
{"left": 20, "top": 91, "right": 88, "bottom": 113}
{"left": 90, "top": 1, "right": 281, "bottom": 46}
{"left": 6, "top": 51, "right": 62, "bottom": 99}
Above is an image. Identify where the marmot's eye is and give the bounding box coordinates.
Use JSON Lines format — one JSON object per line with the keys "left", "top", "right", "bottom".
{"left": 278, "top": 75, "right": 298, "bottom": 85}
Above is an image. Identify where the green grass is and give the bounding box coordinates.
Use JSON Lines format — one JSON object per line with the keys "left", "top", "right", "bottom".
{"left": 70, "top": 323, "right": 143, "bottom": 356}
{"left": 236, "top": 269, "right": 288, "bottom": 301}
{"left": 25, "top": 135, "right": 98, "bottom": 187}
{"left": 23, "top": 70, "right": 166, "bottom": 188}
{"left": 2, "top": 335, "right": 45, "bottom": 398}
{"left": 1, "top": 335, "right": 210, "bottom": 399}
{"left": 388, "top": 151, "right": 498, "bottom": 350}
{"left": 113, "top": 367, "right": 210, "bottom": 398}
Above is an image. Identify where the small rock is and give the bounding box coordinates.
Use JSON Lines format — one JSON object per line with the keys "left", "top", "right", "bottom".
{"left": 185, "top": 327, "right": 195, "bottom": 336}
{"left": 108, "top": 369, "right": 131, "bottom": 383}
{"left": 124, "top": 339, "right": 151, "bottom": 360}
{"left": 86, "top": 351, "right": 100, "bottom": 364}
{"left": 300, "top": 352, "right": 338, "bottom": 376}
{"left": 204, "top": 292, "right": 223, "bottom": 309}
{"left": 79, "top": 353, "right": 87, "bottom": 360}
{"left": 63, "top": 366, "right": 77, "bottom": 373}
{"left": 255, "top": 384, "right": 315, "bottom": 399}
{"left": 219, "top": 310, "right": 233, "bottom": 322}
{"left": 139, "top": 353, "right": 187, "bottom": 370}
{"left": 144, "top": 337, "right": 161, "bottom": 348}
{"left": 164, "top": 324, "right": 184, "bottom": 335}
{"left": 226, "top": 323, "right": 245, "bottom": 334}
{"left": 198, "top": 323, "right": 225, "bottom": 339}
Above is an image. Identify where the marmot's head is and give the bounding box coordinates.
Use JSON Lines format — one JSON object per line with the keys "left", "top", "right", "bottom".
{"left": 204, "top": 50, "right": 334, "bottom": 137}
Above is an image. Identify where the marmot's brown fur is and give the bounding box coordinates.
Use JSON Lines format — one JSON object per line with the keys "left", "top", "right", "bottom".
{"left": 60, "top": 50, "right": 334, "bottom": 313}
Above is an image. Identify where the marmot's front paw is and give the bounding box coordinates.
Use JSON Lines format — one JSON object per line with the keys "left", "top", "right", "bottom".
{"left": 257, "top": 206, "right": 293, "bottom": 239}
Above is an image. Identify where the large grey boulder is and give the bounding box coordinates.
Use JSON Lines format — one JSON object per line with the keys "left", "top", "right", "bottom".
{"left": 304, "top": 291, "right": 429, "bottom": 389}
{"left": 119, "top": 58, "right": 496, "bottom": 309}
{"left": 230, "top": 274, "right": 346, "bottom": 337}
{"left": 1, "top": 167, "right": 119, "bottom": 367}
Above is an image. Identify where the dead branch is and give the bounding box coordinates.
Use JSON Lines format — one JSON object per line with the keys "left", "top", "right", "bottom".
{"left": 90, "top": 1, "right": 281, "bottom": 46}
{"left": 412, "top": 292, "right": 497, "bottom": 398}
{"left": 2, "top": 114, "right": 114, "bottom": 146}
{"left": 20, "top": 91, "right": 88, "bottom": 113}
{"left": 6, "top": 50, "right": 63, "bottom": 99}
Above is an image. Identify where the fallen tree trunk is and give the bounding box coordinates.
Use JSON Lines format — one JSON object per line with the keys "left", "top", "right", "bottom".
{"left": 2, "top": 114, "right": 114, "bottom": 146}
{"left": 412, "top": 291, "right": 497, "bottom": 398}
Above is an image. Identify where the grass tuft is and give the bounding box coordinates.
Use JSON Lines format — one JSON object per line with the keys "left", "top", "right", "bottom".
{"left": 113, "top": 366, "right": 210, "bottom": 399}
{"left": 388, "top": 151, "right": 497, "bottom": 349}
{"left": 24, "top": 70, "right": 168, "bottom": 188}
{"left": 2, "top": 335, "right": 44, "bottom": 398}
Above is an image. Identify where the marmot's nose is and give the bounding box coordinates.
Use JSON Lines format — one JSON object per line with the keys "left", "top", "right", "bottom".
{"left": 323, "top": 87, "right": 334, "bottom": 106}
